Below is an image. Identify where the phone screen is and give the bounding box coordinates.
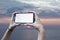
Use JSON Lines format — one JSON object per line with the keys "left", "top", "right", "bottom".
{"left": 15, "top": 13, "right": 34, "bottom": 24}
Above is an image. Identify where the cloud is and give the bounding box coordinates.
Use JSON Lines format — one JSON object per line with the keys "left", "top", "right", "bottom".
{"left": 0, "top": 17, "right": 10, "bottom": 23}
{"left": 56, "top": 0, "right": 60, "bottom": 2}
{"left": 19, "top": 1, "right": 60, "bottom": 9}
{"left": 40, "top": 18, "right": 60, "bottom": 25}
{"left": 20, "top": 1, "right": 50, "bottom": 6}
{"left": 0, "top": 17, "right": 60, "bottom": 25}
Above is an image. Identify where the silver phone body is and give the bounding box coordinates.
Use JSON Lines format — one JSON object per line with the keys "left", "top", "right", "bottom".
{"left": 13, "top": 12, "right": 35, "bottom": 25}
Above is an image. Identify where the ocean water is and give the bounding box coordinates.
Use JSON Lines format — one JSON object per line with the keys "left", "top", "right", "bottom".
{"left": 0, "top": 24, "right": 60, "bottom": 40}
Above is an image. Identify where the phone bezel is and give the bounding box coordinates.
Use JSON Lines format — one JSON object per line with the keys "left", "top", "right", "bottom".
{"left": 13, "top": 12, "right": 35, "bottom": 24}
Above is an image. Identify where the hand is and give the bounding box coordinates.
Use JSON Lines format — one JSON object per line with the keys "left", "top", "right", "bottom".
{"left": 8, "top": 13, "right": 20, "bottom": 30}
{"left": 25, "top": 22, "right": 38, "bottom": 29}
{"left": 1, "top": 13, "right": 21, "bottom": 40}
{"left": 26, "top": 25, "right": 33, "bottom": 28}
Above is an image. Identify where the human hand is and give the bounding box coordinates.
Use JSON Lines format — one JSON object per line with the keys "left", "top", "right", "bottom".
{"left": 8, "top": 12, "right": 20, "bottom": 30}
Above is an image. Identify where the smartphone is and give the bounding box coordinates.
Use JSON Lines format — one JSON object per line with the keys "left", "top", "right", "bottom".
{"left": 13, "top": 12, "right": 35, "bottom": 24}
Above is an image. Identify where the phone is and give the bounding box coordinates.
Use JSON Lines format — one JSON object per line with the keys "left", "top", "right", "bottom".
{"left": 13, "top": 12, "right": 35, "bottom": 25}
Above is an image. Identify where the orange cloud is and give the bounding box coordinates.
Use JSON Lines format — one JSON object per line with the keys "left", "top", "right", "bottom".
{"left": 0, "top": 17, "right": 60, "bottom": 25}
{"left": 40, "top": 18, "right": 60, "bottom": 25}
{"left": 0, "top": 17, "right": 11, "bottom": 23}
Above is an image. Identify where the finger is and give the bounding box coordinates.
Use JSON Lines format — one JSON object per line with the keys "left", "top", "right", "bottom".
{"left": 10, "top": 13, "right": 14, "bottom": 25}
{"left": 15, "top": 24, "right": 20, "bottom": 26}
{"left": 10, "top": 12, "right": 18, "bottom": 25}
{"left": 26, "top": 26, "right": 33, "bottom": 28}
{"left": 12, "top": 23, "right": 20, "bottom": 26}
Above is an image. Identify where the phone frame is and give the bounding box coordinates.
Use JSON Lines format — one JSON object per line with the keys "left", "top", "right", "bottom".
{"left": 13, "top": 12, "right": 35, "bottom": 24}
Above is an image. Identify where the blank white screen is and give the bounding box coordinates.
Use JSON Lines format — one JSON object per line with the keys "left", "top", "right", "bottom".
{"left": 15, "top": 13, "right": 33, "bottom": 23}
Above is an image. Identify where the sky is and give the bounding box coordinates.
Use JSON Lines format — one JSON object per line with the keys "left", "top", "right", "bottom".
{"left": 0, "top": 17, "right": 60, "bottom": 25}
{"left": 0, "top": 0, "right": 60, "bottom": 25}
{"left": 14, "top": 0, "right": 60, "bottom": 9}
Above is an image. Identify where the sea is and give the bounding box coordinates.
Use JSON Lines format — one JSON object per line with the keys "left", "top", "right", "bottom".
{"left": 0, "top": 23, "right": 60, "bottom": 40}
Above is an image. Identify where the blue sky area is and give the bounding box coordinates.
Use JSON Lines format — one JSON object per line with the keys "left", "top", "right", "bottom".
{"left": 0, "top": 0, "right": 60, "bottom": 18}
{"left": 15, "top": 0, "right": 60, "bottom": 8}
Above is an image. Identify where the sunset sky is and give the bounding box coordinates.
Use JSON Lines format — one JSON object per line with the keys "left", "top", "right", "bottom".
{"left": 0, "top": 1, "right": 60, "bottom": 40}
{"left": 0, "top": 17, "right": 60, "bottom": 26}
{"left": 15, "top": 0, "right": 60, "bottom": 8}
{"left": 0, "top": 0, "right": 60, "bottom": 25}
